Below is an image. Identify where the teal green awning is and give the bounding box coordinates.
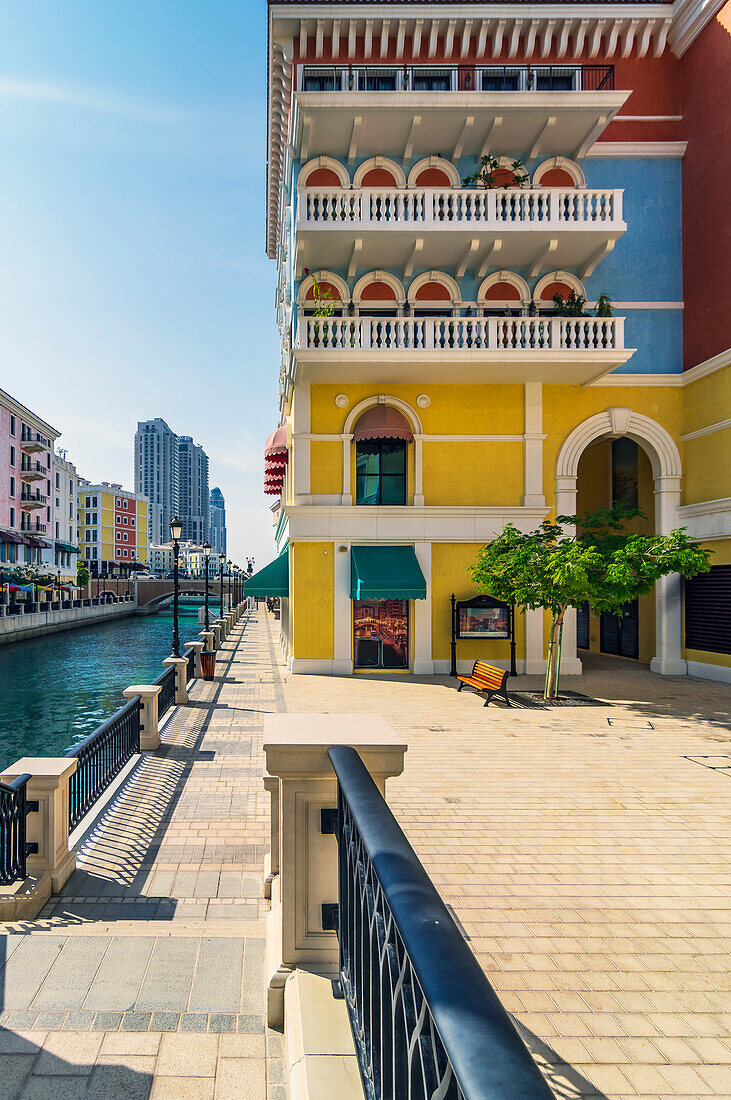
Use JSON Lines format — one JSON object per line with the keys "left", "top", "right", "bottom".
{"left": 350, "top": 546, "right": 426, "bottom": 601}
{"left": 55, "top": 540, "right": 79, "bottom": 554}
{"left": 244, "top": 548, "right": 289, "bottom": 597}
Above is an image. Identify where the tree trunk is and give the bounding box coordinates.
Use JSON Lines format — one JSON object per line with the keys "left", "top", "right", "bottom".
{"left": 545, "top": 607, "right": 566, "bottom": 701}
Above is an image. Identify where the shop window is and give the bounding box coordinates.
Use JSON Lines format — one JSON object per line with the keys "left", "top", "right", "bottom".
{"left": 356, "top": 440, "right": 407, "bottom": 505}
{"left": 685, "top": 566, "right": 731, "bottom": 654}
{"left": 600, "top": 600, "right": 638, "bottom": 659}
{"left": 354, "top": 599, "right": 409, "bottom": 669}
{"left": 612, "top": 438, "right": 639, "bottom": 509}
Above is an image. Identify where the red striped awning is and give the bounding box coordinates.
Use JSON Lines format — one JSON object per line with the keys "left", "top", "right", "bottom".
{"left": 352, "top": 406, "right": 413, "bottom": 443}
{"left": 265, "top": 426, "right": 288, "bottom": 457}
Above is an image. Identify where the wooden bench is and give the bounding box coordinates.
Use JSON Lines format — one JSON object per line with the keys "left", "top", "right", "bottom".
{"left": 457, "top": 660, "right": 512, "bottom": 707}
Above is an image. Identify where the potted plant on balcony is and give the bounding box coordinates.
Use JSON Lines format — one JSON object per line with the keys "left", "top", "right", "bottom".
{"left": 462, "top": 155, "right": 530, "bottom": 189}
{"left": 303, "top": 267, "right": 337, "bottom": 347}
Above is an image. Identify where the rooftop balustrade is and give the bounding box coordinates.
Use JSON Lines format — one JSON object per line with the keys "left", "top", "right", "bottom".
{"left": 298, "top": 62, "right": 614, "bottom": 94}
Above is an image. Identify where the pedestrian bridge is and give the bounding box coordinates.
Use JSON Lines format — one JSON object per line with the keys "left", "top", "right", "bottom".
{"left": 135, "top": 578, "right": 225, "bottom": 608}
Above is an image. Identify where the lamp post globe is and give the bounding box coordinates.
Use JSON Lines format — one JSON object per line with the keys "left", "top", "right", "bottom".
{"left": 169, "top": 516, "right": 183, "bottom": 657}
{"left": 203, "top": 542, "right": 211, "bottom": 631}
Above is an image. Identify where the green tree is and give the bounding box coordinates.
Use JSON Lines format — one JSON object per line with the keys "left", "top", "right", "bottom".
{"left": 469, "top": 506, "right": 711, "bottom": 701}
{"left": 77, "top": 562, "right": 90, "bottom": 588}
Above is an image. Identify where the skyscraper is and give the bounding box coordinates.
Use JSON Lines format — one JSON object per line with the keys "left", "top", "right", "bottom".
{"left": 178, "top": 436, "right": 209, "bottom": 544}
{"left": 134, "top": 418, "right": 179, "bottom": 546}
{"left": 209, "top": 487, "right": 227, "bottom": 556}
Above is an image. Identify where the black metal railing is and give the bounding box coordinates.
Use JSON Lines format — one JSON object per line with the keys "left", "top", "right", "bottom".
{"left": 300, "top": 63, "right": 613, "bottom": 94}
{"left": 155, "top": 665, "right": 176, "bottom": 720}
{"left": 185, "top": 645, "right": 195, "bottom": 682}
{"left": 66, "top": 695, "right": 141, "bottom": 829}
{"left": 0, "top": 774, "right": 38, "bottom": 885}
{"left": 328, "top": 746, "right": 553, "bottom": 1100}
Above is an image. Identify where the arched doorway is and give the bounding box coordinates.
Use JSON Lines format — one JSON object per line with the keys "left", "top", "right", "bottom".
{"left": 555, "top": 409, "right": 684, "bottom": 676}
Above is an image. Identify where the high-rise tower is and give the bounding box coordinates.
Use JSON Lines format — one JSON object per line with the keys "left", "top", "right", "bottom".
{"left": 134, "top": 418, "right": 179, "bottom": 546}
{"left": 178, "top": 436, "right": 210, "bottom": 544}
{"left": 209, "top": 486, "right": 227, "bottom": 556}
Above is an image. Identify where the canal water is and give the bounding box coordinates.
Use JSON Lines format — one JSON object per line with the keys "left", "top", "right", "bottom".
{"left": 0, "top": 602, "right": 205, "bottom": 771}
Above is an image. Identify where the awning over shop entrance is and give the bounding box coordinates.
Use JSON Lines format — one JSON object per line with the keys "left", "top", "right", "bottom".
{"left": 55, "top": 540, "right": 80, "bottom": 554}
{"left": 350, "top": 546, "right": 426, "bottom": 601}
{"left": 244, "top": 548, "right": 289, "bottom": 598}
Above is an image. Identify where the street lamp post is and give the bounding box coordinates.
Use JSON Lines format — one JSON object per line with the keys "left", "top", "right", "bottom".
{"left": 203, "top": 542, "right": 211, "bottom": 631}
{"left": 170, "top": 516, "right": 183, "bottom": 657}
{"left": 219, "top": 553, "right": 225, "bottom": 618}
{"left": 227, "top": 560, "right": 232, "bottom": 612}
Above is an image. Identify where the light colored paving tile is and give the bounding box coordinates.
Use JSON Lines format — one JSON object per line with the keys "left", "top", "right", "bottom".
{"left": 213, "top": 1058, "right": 266, "bottom": 1100}
{"left": 34, "top": 1031, "right": 104, "bottom": 1074}
{"left": 156, "top": 1034, "right": 219, "bottom": 1077}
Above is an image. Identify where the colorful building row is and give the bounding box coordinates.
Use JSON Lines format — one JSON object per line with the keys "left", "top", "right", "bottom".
{"left": 253, "top": 0, "right": 731, "bottom": 683}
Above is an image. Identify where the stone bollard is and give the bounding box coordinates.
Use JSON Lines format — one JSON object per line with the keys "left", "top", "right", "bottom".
{"left": 0, "top": 757, "right": 78, "bottom": 917}
{"left": 226, "top": 612, "right": 235, "bottom": 632}
{"left": 163, "top": 655, "right": 189, "bottom": 705}
{"left": 199, "top": 629, "right": 215, "bottom": 655}
{"left": 213, "top": 620, "right": 224, "bottom": 648}
{"left": 187, "top": 640, "right": 205, "bottom": 678}
{"left": 263, "top": 714, "right": 407, "bottom": 1028}
{"left": 123, "top": 684, "right": 161, "bottom": 751}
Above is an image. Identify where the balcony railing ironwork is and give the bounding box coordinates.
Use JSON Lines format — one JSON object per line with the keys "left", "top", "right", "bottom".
{"left": 0, "top": 774, "right": 38, "bottom": 886}
{"left": 297, "top": 312, "right": 624, "bottom": 353}
{"left": 299, "top": 186, "right": 623, "bottom": 228}
{"left": 66, "top": 695, "right": 141, "bottom": 830}
{"left": 20, "top": 519, "right": 48, "bottom": 533}
{"left": 299, "top": 63, "right": 614, "bottom": 94}
{"left": 20, "top": 459, "right": 48, "bottom": 477}
{"left": 328, "top": 746, "right": 553, "bottom": 1099}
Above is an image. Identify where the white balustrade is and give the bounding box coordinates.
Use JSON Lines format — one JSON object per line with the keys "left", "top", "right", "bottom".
{"left": 297, "top": 312, "right": 625, "bottom": 353}
{"left": 298, "top": 187, "right": 623, "bottom": 228}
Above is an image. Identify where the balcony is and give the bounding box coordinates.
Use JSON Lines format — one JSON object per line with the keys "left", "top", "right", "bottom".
{"left": 291, "top": 64, "right": 629, "bottom": 163}
{"left": 296, "top": 186, "right": 624, "bottom": 273}
{"left": 20, "top": 459, "right": 48, "bottom": 482}
{"left": 20, "top": 428, "right": 50, "bottom": 454}
{"left": 20, "top": 518, "right": 47, "bottom": 534}
{"left": 293, "top": 311, "right": 634, "bottom": 385}
{"left": 20, "top": 489, "right": 47, "bottom": 511}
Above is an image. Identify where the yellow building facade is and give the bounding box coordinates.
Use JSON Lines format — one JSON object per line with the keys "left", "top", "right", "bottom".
{"left": 78, "top": 482, "right": 149, "bottom": 577}
{"left": 259, "top": 1, "right": 731, "bottom": 684}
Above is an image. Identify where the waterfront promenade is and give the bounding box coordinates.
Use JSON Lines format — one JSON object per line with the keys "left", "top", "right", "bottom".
{"left": 1, "top": 609, "right": 730, "bottom": 1098}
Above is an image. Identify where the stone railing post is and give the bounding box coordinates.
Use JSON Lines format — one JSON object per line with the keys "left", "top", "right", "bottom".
{"left": 187, "top": 640, "right": 205, "bottom": 678}
{"left": 212, "top": 620, "right": 224, "bottom": 648}
{"left": 0, "top": 757, "right": 78, "bottom": 910}
{"left": 263, "top": 714, "right": 407, "bottom": 1028}
{"left": 123, "top": 684, "right": 161, "bottom": 751}
{"left": 199, "top": 629, "right": 215, "bottom": 655}
{"left": 162, "top": 655, "right": 189, "bottom": 705}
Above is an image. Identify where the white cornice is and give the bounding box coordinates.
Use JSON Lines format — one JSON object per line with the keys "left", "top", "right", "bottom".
{"left": 669, "top": 0, "right": 726, "bottom": 56}
{"left": 683, "top": 346, "right": 731, "bottom": 383}
{"left": 0, "top": 388, "right": 60, "bottom": 439}
{"left": 682, "top": 418, "right": 731, "bottom": 441}
{"left": 586, "top": 141, "right": 687, "bottom": 156}
{"left": 588, "top": 372, "right": 685, "bottom": 386}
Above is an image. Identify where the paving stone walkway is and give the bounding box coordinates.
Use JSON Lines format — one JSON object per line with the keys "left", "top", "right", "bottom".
{"left": 0, "top": 613, "right": 282, "bottom": 1099}
{"left": 284, "top": 637, "right": 731, "bottom": 1100}
{"left": 2, "top": 607, "right": 730, "bottom": 1100}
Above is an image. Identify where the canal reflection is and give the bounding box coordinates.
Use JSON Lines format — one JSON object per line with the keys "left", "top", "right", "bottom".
{"left": 0, "top": 602, "right": 203, "bottom": 770}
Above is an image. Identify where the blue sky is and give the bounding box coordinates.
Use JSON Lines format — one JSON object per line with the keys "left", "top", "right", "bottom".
{"left": 0, "top": 0, "right": 280, "bottom": 566}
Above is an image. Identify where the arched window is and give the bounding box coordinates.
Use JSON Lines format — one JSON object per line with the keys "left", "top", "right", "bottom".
{"left": 303, "top": 167, "right": 342, "bottom": 187}
{"left": 353, "top": 406, "right": 413, "bottom": 506}
{"left": 408, "top": 272, "right": 460, "bottom": 317}
{"left": 353, "top": 272, "right": 405, "bottom": 317}
{"left": 477, "top": 272, "right": 530, "bottom": 317}
{"left": 353, "top": 158, "right": 406, "bottom": 190}
{"left": 298, "top": 157, "right": 350, "bottom": 190}
{"left": 407, "top": 157, "right": 461, "bottom": 189}
{"left": 532, "top": 157, "right": 585, "bottom": 189}
{"left": 534, "top": 271, "right": 587, "bottom": 314}
{"left": 298, "top": 271, "right": 349, "bottom": 316}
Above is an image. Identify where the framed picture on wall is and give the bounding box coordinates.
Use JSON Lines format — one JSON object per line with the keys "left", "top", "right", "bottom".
{"left": 456, "top": 594, "right": 511, "bottom": 638}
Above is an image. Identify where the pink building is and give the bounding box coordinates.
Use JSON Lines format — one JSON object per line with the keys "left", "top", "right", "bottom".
{"left": 0, "top": 389, "right": 59, "bottom": 569}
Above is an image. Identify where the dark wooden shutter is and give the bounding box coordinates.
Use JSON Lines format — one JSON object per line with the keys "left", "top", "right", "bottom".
{"left": 576, "top": 602, "right": 590, "bottom": 649}
{"left": 685, "top": 566, "right": 731, "bottom": 654}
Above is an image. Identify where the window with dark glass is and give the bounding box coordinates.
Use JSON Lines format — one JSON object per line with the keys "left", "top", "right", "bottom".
{"left": 356, "top": 440, "right": 407, "bottom": 505}
{"left": 611, "top": 438, "right": 639, "bottom": 508}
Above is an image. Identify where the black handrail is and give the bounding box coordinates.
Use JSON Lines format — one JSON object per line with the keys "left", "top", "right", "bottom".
{"left": 301, "top": 62, "right": 613, "bottom": 93}
{"left": 0, "top": 773, "right": 37, "bottom": 885}
{"left": 328, "top": 746, "right": 553, "bottom": 1099}
{"left": 66, "top": 695, "right": 141, "bottom": 829}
